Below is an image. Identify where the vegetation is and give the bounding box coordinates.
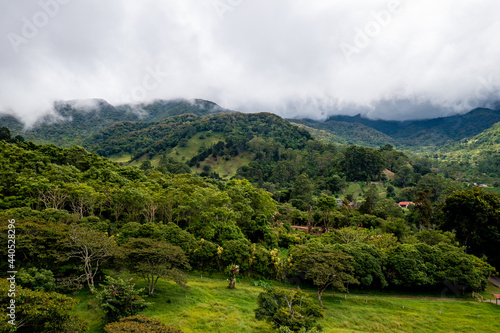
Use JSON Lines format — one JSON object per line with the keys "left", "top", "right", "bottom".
{"left": 104, "top": 315, "right": 183, "bottom": 333}
{"left": 1, "top": 102, "right": 500, "bottom": 332}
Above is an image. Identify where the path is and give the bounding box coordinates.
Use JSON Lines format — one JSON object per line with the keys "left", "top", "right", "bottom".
{"left": 488, "top": 276, "right": 500, "bottom": 288}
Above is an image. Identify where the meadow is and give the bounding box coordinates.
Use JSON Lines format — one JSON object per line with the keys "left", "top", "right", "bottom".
{"left": 72, "top": 274, "right": 500, "bottom": 333}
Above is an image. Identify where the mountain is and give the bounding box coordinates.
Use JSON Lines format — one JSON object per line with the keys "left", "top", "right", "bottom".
{"left": 84, "top": 112, "right": 315, "bottom": 177}
{"left": 0, "top": 98, "right": 231, "bottom": 147}
{"left": 289, "top": 119, "right": 396, "bottom": 148}
{"left": 298, "top": 107, "right": 500, "bottom": 148}
{"left": 439, "top": 121, "right": 500, "bottom": 161}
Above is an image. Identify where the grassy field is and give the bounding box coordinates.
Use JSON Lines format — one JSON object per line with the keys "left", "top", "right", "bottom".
{"left": 343, "top": 182, "right": 388, "bottom": 202}
{"left": 71, "top": 274, "right": 500, "bottom": 332}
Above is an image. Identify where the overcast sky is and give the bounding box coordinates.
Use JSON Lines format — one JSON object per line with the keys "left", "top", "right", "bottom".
{"left": 1, "top": 0, "right": 499, "bottom": 125}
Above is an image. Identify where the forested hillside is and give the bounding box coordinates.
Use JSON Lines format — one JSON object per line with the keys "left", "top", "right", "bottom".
{"left": 1, "top": 104, "right": 500, "bottom": 332}
{"left": 0, "top": 98, "right": 230, "bottom": 147}
{"left": 299, "top": 107, "right": 500, "bottom": 148}
{"left": 290, "top": 118, "right": 396, "bottom": 148}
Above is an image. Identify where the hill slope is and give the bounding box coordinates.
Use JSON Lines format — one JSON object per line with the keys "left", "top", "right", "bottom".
{"left": 439, "top": 121, "right": 500, "bottom": 161}
{"left": 0, "top": 98, "right": 230, "bottom": 147}
{"left": 301, "top": 107, "right": 500, "bottom": 148}
{"left": 85, "top": 112, "right": 314, "bottom": 169}
{"left": 290, "top": 118, "right": 395, "bottom": 148}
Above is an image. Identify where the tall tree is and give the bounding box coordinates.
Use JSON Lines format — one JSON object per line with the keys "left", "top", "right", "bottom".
{"left": 441, "top": 188, "right": 500, "bottom": 269}
{"left": 292, "top": 243, "right": 358, "bottom": 307}
{"left": 65, "top": 225, "right": 118, "bottom": 291}
{"left": 121, "top": 238, "right": 191, "bottom": 295}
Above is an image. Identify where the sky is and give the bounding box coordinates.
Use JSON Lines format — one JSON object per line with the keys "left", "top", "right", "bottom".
{"left": 1, "top": 0, "right": 499, "bottom": 125}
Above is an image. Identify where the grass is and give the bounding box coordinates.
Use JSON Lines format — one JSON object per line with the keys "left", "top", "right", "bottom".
{"left": 343, "top": 182, "right": 388, "bottom": 202}
{"left": 108, "top": 154, "right": 132, "bottom": 164}
{"left": 193, "top": 153, "right": 252, "bottom": 179}
{"left": 167, "top": 132, "right": 226, "bottom": 163}
{"left": 71, "top": 275, "right": 500, "bottom": 333}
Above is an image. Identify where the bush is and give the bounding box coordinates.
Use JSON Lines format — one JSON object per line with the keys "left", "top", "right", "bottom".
{"left": 255, "top": 287, "right": 323, "bottom": 331}
{"left": 17, "top": 267, "right": 56, "bottom": 291}
{"left": 0, "top": 280, "right": 87, "bottom": 332}
{"left": 95, "top": 276, "right": 150, "bottom": 323}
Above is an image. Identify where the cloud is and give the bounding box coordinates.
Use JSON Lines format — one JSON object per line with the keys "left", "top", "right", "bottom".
{"left": 1, "top": 0, "right": 499, "bottom": 125}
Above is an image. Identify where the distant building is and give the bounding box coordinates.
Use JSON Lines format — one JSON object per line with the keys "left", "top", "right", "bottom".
{"left": 398, "top": 201, "right": 414, "bottom": 209}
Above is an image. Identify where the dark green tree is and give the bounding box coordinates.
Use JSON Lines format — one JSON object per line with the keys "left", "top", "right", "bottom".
{"left": 291, "top": 242, "right": 358, "bottom": 307}
{"left": 341, "top": 146, "right": 385, "bottom": 181}
{"left": 255, "top": 287, "right": 324, "bottom": 331}
{"left": 441, "top": 188, "right": 500, "bottom": 269}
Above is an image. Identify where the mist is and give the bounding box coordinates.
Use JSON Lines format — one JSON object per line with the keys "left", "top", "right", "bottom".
{"left": 1, "top": 0, "right": 499, "bottom": 125}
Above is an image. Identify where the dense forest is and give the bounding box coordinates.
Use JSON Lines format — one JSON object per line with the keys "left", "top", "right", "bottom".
{"left": 1, "top": 112, "right": 499, "bottom": 332}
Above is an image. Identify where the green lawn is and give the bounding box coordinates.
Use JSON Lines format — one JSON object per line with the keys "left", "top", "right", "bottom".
{"left": 71, "top": 275, "right": 500, "bottom": 332}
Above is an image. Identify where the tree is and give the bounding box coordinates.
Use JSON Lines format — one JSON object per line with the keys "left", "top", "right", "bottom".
{"left": 0, "top": 280, "right": 87, "bottom": 332}
{"left": 0, "top": 127, "right": 12, "bottom": 141}
{"left": 65, "top": 183, "right": 101, "bottom": 218}
{"left": 290, "top": 173, "right": 315, "bottom": 208}
{"left": 65, "top": 225, "right": 118, "bottom": 291}
{"left": 334, "top": 242, "right": 388, "bottom": 288}
{"left": 104, "top": 316, "right": 183, "bottom": 333}
{"left": 415, "top": 173, "right": 461, "bottom": 203}
{"left": 291, "top": 242, "right": 359, "bottom": 307}
{"left": 121, "top": 238, "right": 191, "bottom": 295}
{"left": 341, "top": 146, "right": 385, "bottom": 181}
{"left": 359, "top": 185, "right": 379, "bottom": 215}
{"left": 255, "top": 287, "right": 323, "bottom": 331}
{"left": 410, "top": 190, "right": 433, "bottom": 231}
{"left": 441, "top": 188, "right": 500, "bottom": 269}
{"left": 95, "top": 276, "right": 150, "bottom": 323}
{"left": 226, "top": 179, "right": 277, "bottom": 243}
{"left": 315, "top": 195, "right": 338, "bottom": 232}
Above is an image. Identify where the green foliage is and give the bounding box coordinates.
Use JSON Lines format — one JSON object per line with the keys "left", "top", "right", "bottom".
{"left": 220, "top": 239, "right": 252, "bottom": 273}
{"left": 255, "top": 287, "right": 324, "bottom": 331}
{"left": 16, "top": 267, "right": 56, "bottom": 291}
{"left": 95, "top": 276, "right": 150, "bottom": 323}
{"left": 291, "top": 242, "right": 358, "bottom": 306}
{"left": 341, "top": 146, "right": 385, "bottom": 181}
{"left": 415, "top": 230, "right": 455, "bottom": 246}
{"left": 333, "top": 242, "right": 388, "bottom": 288}
{"left": 290, "top": 119, "right": 395, "bottom": 148}
{"left": 104, "top": 315, "right": 183, "bottom": 333}
{"left": 441, "top": 187, "right": 500, "bottom": 269}
{"left": 121, "top": 238, "right": 191, "bottom": 295}
{"left": 0, "top": 279, "right": 87, "bottom": 332}
{"left": 65, "top": 225, "right": 118, "bottom": 291}
{"left": 385, "top": 243, "right": 495, "bottom": 290}
{"left": 252, "top": 280, "right": 274, "bottom": 288}
{"left": 300, "top": 107, "right": 500, "bottom": 148}
{"left": 0, "top": 212, "right": 73, "bottom": 273}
